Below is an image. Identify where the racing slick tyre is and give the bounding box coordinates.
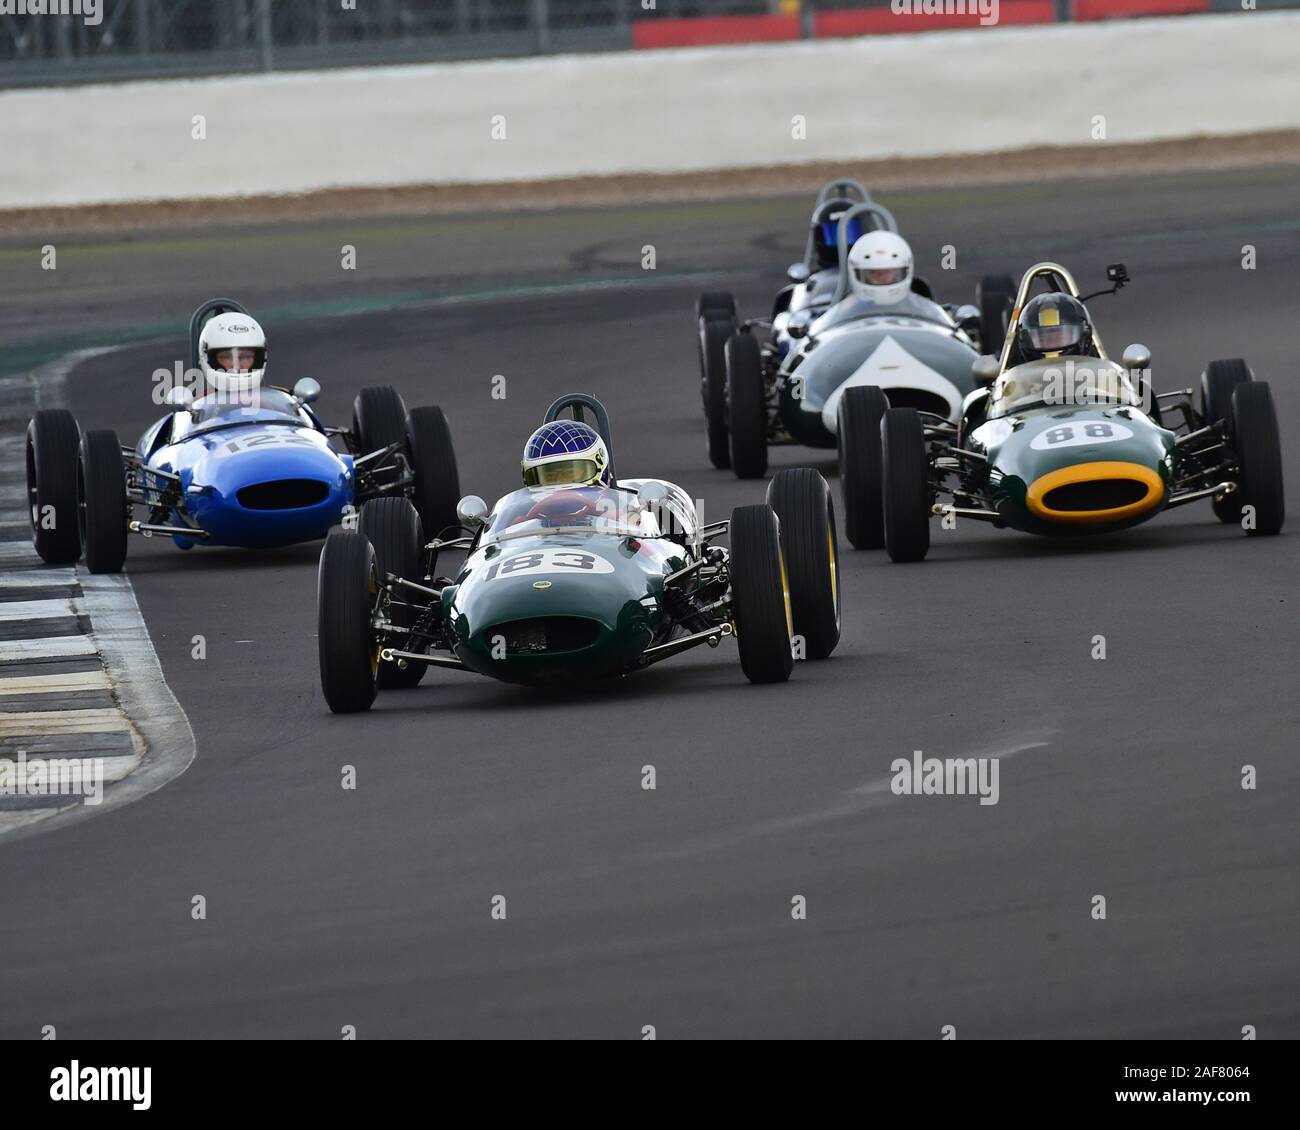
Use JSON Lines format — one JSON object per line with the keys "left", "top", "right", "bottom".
{"left": 725, "top": 332, "right": 768, "bottom": 479}
{"left": 699, "top": 315, "right": 734, "bottom": 470}
{"left": 26, "top": 408, "right": 82, "bottom": 565}
{"left": 728, "top": 504, "right": 794, "bottom": 684}
{"left": 353, "top": 384, "right": 409, "bottom": 490}
{"left": 359, "top": 498, "right": 427, "bottom": 690}
{"left": 977, "top": 274, "right": 1016, "bottom": 356}
{"left": 882, "top": 407, "right": 931, "bottom": 563}
{"left": 837, "top": 385, "right": 888, "bottom": 550}
{"left": 1202, "top": 358, "right": 1253, "bottom": 522}
{"left": 766, "top": 468, "right": 840, "bottom": 660}
{"left": 318, "top": 531, "right": 380, "bottom": 713}
{"left": 405, "top": 406, "right": 461, "bottom": 539}
{"left": 77, "top": 429, "right": 128, "bottom": 574}
{"left": 1231, "top": 380, "right": 1284, "bottom": 537}
{"left": 695, "top": 291, "right": 737, "bottom": 321}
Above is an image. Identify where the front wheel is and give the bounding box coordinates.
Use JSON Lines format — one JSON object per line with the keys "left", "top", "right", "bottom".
{"left": 766, "top": 468, "right": 840, "bottom": 660}
{"left": 1202, "top": 358, "right": 1253, "bottom": 522}
{"left": 318, "top": 531, "right": 380, "bottom": 713}
{"left": 405, "top": 405, "right": 460, "bottom": 539}
{"left": 1231, "top": 380, "right": 1284, "bottom": 536}
{"left": 728, "top": 504, "right": 794, "bottom": 684}
{"left": 882, "top": 407, "right": 931, "bottom": 563}
{"left": 725, "top": 332, "right": 768, "bottom": 479}
{"left": 26, "top": 408, "right": 82, "bottom": 565}
{"left": 359, "top": 498, "right": 427, "bottom": 689}
{"left": 353, "top": 385, "right": 408, "bottom": 489}
{"left": 77, "top": 429, "right": 128, "bottom": 574}
{"left": 837, "top": 385, "right": 887, "bottom": 549}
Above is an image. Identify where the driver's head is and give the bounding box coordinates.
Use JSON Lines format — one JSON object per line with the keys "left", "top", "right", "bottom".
{"left": 521, "top": 420, "right": 611, "bottom": 489}
{"left": 811, "top": 200, "right": 863, "bottom": 271}
{"left": 846, "top": 232, "right": 913, "bottom": 306}
{"left": 1017, "top": 293, "right": 1094, "bottom": 360}
{"left": 198, "top": 312, "right": 267, "bottom": 399}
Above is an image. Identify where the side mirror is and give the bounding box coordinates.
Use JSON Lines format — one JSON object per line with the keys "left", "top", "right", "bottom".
{"left": 787, "top": 310, "right": 813, "bottom": 340}
{"left": 787, "top": 262, "right": 811, "bottom": 285}
{"left": 971, "top": 355, "right": 1001, "bottom": 386}
{"left": 456, "top": 494, "right": 489, "bottom": 529}
{"left": 636, "top": 481, "right": 668, "bottom": 507}
{"left": 163, "top": 386, "right": 195, "bottom": 412}
{"left": 953, "top": 303, "right": 980, "bottom": 331}
{"left": 292, "top": 377, "right": 321, "bottom": 405}
{"left": 1121, "top": 343, "right": 1151, "bottom": 372}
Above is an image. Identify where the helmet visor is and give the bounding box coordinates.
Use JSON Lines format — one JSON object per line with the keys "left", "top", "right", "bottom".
{"left": 1027, "top": 323, "right": 1082, "bottom": 353}
{"left": 853, "top": 264, "right": 910, "bottom": 289}
{"left": 523, "top": 458, "right": 600, "bottom": 489}
{"left": 209, "top": 346, "right": 265, "bottom": 373}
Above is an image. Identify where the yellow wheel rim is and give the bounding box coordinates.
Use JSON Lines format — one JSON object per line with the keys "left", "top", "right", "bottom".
{"left": 779, "top": 550, "right": 793, "bottom": 639}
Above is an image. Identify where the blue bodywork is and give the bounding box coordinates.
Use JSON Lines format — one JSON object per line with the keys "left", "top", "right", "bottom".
{"left": 135, "top": 390, "right": 354, "bottom": 549}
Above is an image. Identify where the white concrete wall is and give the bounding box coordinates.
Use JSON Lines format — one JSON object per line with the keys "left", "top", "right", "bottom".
{"left": 5, "top": 12, "right": 1300, "bottom": 209}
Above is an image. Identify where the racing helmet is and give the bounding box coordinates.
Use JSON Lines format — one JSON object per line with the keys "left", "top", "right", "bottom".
{"left": 1016, "top": 293, "right": 1094, "bottom": 360}
{"left": 521, "top": 420, "right": 611, "bottom": 489}
{"left": 811, "top": 200, "right": 866, "bottom": 271}
{"left": 198, "top": 312, "right": 267, "bottom": 398}
{"left": 847, "top": 231, "right": 913, "bottom": 306}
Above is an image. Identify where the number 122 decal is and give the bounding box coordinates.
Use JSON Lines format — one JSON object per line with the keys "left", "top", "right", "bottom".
{"left": 483, "top": 550, "right": 615, "bottom": 580}
{"left": 1029, "top": 421, "right": 1133, "bottom": 450}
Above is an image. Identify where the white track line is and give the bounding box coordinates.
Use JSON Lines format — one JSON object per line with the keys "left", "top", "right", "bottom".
{"left": 0, "top": 708, "right": 131, "bottom": 737}
{"left": 0, "top": 543, "right": 41, "bottom": 564}
{"left": 0, "top": 598, "right": 77, "bottom": 621}
{"left": 0, "top": 671, "right": 110, "bottom": 695}
{"left": 0, "top": 636, "right": 96, "bottom": 660}
{"left": 0, "top": 569, "right": 77, "bottom": 588}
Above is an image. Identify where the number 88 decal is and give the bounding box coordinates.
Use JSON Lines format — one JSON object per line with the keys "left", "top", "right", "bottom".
{"left": 1030, "top": 421, "right": 1133, "bottom": 450}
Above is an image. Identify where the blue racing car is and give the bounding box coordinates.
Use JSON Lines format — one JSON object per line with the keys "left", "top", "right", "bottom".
{"left": 25, "top": 299, "right": 460, "bottom": 573}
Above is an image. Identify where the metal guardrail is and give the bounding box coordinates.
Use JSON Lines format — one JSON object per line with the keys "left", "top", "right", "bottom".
{"left": 1, "top": 0, "right": 1293, "bottom": 88}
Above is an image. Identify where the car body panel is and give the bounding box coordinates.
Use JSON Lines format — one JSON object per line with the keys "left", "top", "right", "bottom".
{"left": 442, "top": 482, "right": 694, "bottom": 685}
{"left": 781, "top": 316, "right": 979, "bottom": 447}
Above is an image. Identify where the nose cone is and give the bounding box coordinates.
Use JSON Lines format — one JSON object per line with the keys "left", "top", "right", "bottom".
{"left": 447, "top": 545, "right": 658, "bottom": 684}
{"left": 185, "top": 427, "right": 352, "bottom": 547}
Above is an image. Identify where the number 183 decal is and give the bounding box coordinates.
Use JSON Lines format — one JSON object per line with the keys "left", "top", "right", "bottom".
{"left": 483, "top": 549, "right": 615, "bottom": 581}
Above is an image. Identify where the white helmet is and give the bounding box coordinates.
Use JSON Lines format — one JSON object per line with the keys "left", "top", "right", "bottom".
{"left": 847, "top": 232, "right": 913, "bottom": 306}
{"left": 198, "top": 313, "right": 267, "bottom": 397}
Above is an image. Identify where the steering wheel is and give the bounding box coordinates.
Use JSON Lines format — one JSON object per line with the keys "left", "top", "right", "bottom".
{"left": 524, "top": 490, "right": 600, "bottom": 522}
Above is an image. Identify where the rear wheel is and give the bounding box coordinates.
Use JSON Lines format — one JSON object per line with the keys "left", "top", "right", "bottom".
{"left": 699, "top": 315, "right": 734, "bottom": 470}
{"left": 728, "top": 504, "right": 794, "bottom": 684}
{"left": 1231, "top": 380, "right": 1284, "bottom": 536}
{"left": 766, "top": 468, "right": 840, "bottom": 660}
{"left": 977, "top": 274, "right": 1016, "bottom": 356}
{"left": 725, "top": 332, "right": 768, "bottom": 479}
{"left": 696, "top": 291, "right": 737, "bottom": 321}
{"left": 353, "top": 385, "right": 408, "bottom": 489}
{"left": 26, "top": 409, "right": 82, "bottom": 565}
{"left": 359, "top": 498, "right": 427, "bottom": 689}
{"left": 882, "top": 407, "right": 931, "bottom": 563}
{"left": 318, "top": 531, "right": 380, "bottom": 713}
{"left": 405, "top": 405, "right": 460, "bottom": 538}
{"left": 837, "top": 385, "right": 887, "bottom": 549}
{"left": 77, "top": 430, "right": 128, "bottom": 574}
{"left": 1202, "top": 359, "right": 1253, "bottom": 522}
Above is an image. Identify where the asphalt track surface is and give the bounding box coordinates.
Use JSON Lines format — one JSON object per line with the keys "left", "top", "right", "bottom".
{"left": 1, "top": 170, "right": 1297, "bottom": 1038}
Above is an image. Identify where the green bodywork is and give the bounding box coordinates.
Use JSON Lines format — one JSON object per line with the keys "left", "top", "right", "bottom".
{"left": 967, "top": 373, "right": 1177, "bottom": 537}
{"left": 443, "top": 530, "right": 690, "bottom": 686}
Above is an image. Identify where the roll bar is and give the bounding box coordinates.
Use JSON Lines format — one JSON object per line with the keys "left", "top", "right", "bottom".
{"left": 830, "top": 201, "right": 902, "bottom": 303}
{"left": 542, "top": 393, "right": 618, "bottom": 482}
{"left": 997, "top": 262, "right": 1110, "bottom": 371}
